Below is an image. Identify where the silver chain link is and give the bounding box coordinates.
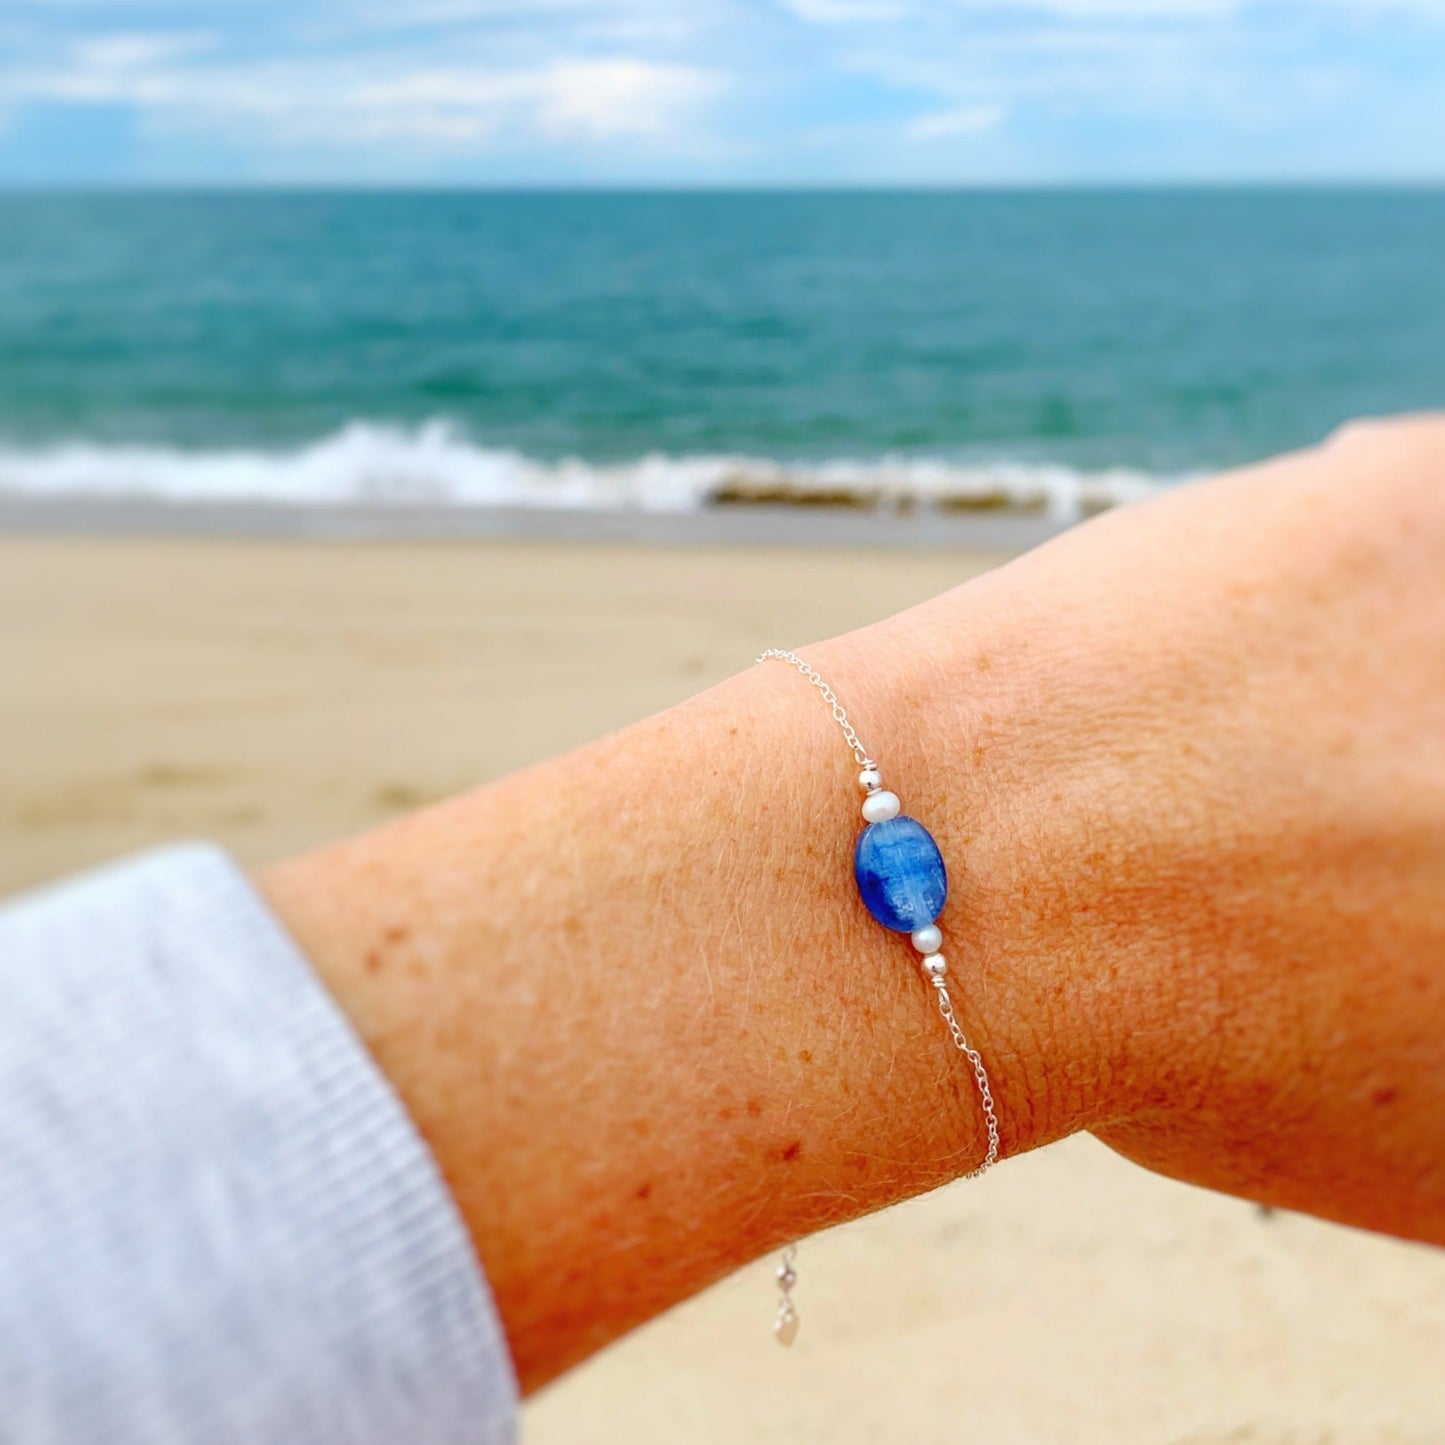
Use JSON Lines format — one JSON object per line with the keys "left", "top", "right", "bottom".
{"left": 755, "top": 648, "right": 875, "bottom": 768}
{"left": 932, "top": 978, "right": 1001, "bottom": 1175}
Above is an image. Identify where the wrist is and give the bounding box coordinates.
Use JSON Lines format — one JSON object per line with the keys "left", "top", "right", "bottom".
{"left": 258, "top": 588, "right": 1121, "bottom": 1388}
{"left": 807, "top": 586, "right": 1122, "bottom": 1157}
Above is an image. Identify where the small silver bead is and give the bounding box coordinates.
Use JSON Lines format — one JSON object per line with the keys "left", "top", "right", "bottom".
{"left": 858, "top": 767, "right": 882, "bottom": 792}
{"left": 923, "top": 953, "right": 948, "bottom": 978}
{"left": 911, "top": 924, "right": 943, "bottom": 954}
{"left": 861, "top": 789, "right": 901, "bottom": 824}
{"left": 776, "top": 1264, "right": 797, "bottom": 1291}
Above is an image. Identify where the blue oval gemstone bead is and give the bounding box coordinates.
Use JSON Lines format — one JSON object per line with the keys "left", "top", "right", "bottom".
{"left": 853, "top": 816, "right": 948, "bottom": 932}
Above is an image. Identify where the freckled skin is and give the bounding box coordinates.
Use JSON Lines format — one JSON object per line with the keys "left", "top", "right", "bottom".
{"left": 262, "top": 416, "right": 1445, "bottom": 1393}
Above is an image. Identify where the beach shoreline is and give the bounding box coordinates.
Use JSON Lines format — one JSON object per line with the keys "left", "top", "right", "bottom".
{"left": 0, "top": 494, "right": 1066, "bottom": 551}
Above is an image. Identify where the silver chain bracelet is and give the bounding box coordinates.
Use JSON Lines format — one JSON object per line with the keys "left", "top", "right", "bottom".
{"left": 756, "top": 648, "right": 1001, "bottom": 1346}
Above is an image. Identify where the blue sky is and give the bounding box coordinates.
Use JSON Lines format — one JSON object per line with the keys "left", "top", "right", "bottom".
{"left": 0, "top": 1, "right": 1442, "bottom": 184}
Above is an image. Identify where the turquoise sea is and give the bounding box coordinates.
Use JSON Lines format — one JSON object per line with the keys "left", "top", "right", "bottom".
{"left": 1, "top": 189, "right": 1442, "bottom": 519}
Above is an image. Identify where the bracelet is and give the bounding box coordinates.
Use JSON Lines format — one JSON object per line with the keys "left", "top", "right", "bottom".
{"left": 756, "top": 648, "right": 1001, "bottom": 1346}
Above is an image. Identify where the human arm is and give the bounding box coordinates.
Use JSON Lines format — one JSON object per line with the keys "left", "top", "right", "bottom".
{"left": 260, "top": 416, "right": 1445, "bottom": 1392}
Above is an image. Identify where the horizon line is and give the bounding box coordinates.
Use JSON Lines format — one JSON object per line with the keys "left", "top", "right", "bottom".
{"left": 2, "top": 178, "right": 1444, "bottom": 196}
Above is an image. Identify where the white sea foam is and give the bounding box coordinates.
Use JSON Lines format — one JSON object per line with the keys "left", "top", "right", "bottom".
{"left": 0, "top": 420, "right": 1179, "bottom": 522}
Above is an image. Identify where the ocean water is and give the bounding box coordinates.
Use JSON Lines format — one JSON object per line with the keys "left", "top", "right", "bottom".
{"left": 1, "top": 189, "right": 1442, "bottom": 521}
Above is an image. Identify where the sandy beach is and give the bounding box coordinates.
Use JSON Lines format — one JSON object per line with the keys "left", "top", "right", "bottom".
{"left": 2, "top": 531, "right": 1443, "bottom": 1444}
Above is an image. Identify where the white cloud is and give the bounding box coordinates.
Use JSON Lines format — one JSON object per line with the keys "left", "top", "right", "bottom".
{"left": 347, "top": 0, "right": 727, "bottom": 50}
{"left": 906, "top": 103, "right": 1003, "bottom": 138}
{"left": 826, "top": 5, "right": 1357, "bottom": 121}
{"left": 533, "top": 58, "right": 720, "bottom": 140}
{"left": 336, "top": 58, "right": 722, "bottom": 143}
{"left": 72, "top": 32, "right": 216, "bottom": 71}
{"left": 19, "top": 29, "right": 216, "bottom": 102}
{"left": 780, "top": 0, "right": 909, "bottom": 22}
{"left": 0, "top": 39, "right": 725, "bottom": 149}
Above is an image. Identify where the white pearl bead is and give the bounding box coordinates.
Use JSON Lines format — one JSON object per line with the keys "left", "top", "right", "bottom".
{"left": 860, "top": 789, "right": 900, "bottom": 823}
{"left": 858, "top": 768, "right": 882, "bottom": 792}
{"left": 911, "top": 924, "right": 943, "bottom": 954}
{"left": 923, "top": 953, "right": 948, "bottom": 978}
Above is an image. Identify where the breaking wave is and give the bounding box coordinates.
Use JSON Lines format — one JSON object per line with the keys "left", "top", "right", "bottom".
{"left": 0, "top": 420, "right": 1181, "bottom": 522}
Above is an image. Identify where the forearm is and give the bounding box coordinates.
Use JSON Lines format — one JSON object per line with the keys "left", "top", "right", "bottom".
{"left": 258, "top": 599, "right": 1115, "bottom": 1391}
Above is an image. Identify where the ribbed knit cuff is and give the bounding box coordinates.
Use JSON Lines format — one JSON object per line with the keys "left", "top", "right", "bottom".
{"left": 0, "top": 844, "right": 517, "bottom": 1445}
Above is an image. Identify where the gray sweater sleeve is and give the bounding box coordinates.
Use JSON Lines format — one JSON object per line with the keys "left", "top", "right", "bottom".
{"left": 0, "top": 845, "right": 517, "bottom": 1445}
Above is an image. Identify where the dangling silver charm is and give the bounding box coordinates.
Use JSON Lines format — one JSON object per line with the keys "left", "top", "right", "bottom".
{"left": 773, "top": 1244, "right": 799, "bottom": 1346}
